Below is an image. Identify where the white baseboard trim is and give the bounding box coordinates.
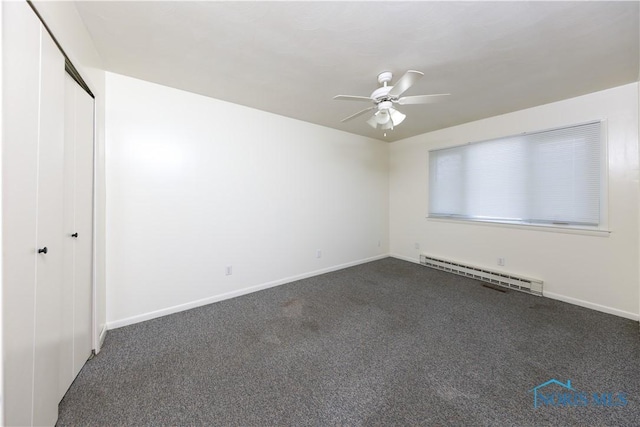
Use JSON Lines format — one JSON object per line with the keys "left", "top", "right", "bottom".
{"left": 391, "top": 253, "right": 638, "bottom": 321}
{"left": 543, "top": 291, "right": 639, "bottom": 321}
{"left": 389, "top": 253, "right": 419, "bottom": 264}
{"left": 107, "top": 254, "right": 390, "bottom": 330}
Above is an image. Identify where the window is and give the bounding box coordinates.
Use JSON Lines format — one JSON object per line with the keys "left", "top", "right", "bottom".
{"left": 428, "top": 121, "right": 603, "bottom": 227}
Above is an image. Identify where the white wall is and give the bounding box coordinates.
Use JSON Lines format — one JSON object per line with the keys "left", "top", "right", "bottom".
{"left": 390, "top": 83, "right": 640, "bottom": 320}
{"left": 31, "top": 1, "right": 108, "bottom": 348}
{"left": 105, "top": 73, "right": 389, "bottom": 327}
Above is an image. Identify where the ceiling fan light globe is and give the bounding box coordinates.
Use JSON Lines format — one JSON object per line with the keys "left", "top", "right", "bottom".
{"left": 389, "top": 108, "right": 406, "bottom": 126}
{"left": 367, "top": 115, "right": 378, "bottom": 129}
{"left": 375, "top": 111, "right": 390, "bottom": 125}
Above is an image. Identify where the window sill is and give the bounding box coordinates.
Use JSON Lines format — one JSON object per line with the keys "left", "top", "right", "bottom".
{"left": 426, "top": 216, "right": 611, "bottom": 237}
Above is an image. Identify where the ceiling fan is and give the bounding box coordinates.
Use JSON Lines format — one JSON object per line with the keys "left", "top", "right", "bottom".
{"left": 333, "top": 70, "right": 449, "bottom": 131}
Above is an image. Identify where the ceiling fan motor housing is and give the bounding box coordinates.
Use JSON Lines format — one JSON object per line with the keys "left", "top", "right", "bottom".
{"left": 371, "top": 86, "right": 393, "bottom": 102}
{"left": 378, "top": 100, "right": 393, "bottom": 110}
{"left": 371, "top": 71, "right": 395, "bottom": 103}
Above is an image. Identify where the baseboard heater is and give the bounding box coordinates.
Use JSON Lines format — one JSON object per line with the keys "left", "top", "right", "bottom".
{"left": 419, "top": 254, "right": 543, "bottom": 296}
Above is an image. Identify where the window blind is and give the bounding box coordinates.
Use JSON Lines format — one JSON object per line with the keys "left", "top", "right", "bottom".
{"left": 428, "top": 121, "right": 602, "bottom": 226}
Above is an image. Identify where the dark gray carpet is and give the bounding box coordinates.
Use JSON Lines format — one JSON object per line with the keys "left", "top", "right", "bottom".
{"left": 58, "top": 257, "right": 639, "bottom": 426}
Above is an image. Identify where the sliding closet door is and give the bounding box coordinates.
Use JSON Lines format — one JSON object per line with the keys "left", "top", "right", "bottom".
{"left": 60, "top": 73, "right": 94, "bottom": 397}
{"left": 2, "top": 1, "right": 65, "bottom": 425}
{"left": 72, "top": 80, "right": 95, "bottom": 377}
{"left": 2, "top": 2, "right": 41, "bottom": 423}
{"left": 60, "top": 75, "right": 75, "bottom": 398}
{"left": 32, "top": 24, "right": 66, "bottom": 427}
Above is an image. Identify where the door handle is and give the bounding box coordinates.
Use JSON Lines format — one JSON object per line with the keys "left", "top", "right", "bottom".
{"left": 38, "top": 247, "right": 48, "bottom": 254}
{"left": 71, "top": 233, "right": 78, "bottom": 238}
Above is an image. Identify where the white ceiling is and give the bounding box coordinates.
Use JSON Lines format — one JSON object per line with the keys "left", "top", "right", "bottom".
{"left": 75, "top": 1, "right": 639, "bottom": 142}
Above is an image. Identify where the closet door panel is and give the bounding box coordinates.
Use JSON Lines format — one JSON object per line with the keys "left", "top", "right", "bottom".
{"left": 1, "top": 2, "right": 42, "bottom": 424}
{"left": 60, "top": 74, "right": 77, "bottom": 398}
{"left": 73, "top": 84, "right": 95, "bottom": 377}
{"left": 61, "top": 74, "right": 94, "bottom": 392}
{"left": 31, "top": 21, "right": 66, "bottom": 427}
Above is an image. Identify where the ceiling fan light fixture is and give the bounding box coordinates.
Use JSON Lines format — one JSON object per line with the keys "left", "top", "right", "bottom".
{"left": 389, "top": 108, "right": 406, "bottom": 126}
{"left": 374, "top": 110, "right": 390, "bottom": 125}
{"left": 335, "top": 69, "right": 450, "bottom": 134}
{"left": 335, "top": 69, "right": 447, "bottom": 133}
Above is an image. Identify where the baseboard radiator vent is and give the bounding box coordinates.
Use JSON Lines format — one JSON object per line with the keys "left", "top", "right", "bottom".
{"left": 419, "top": 254, "right": 543, "bottom": 296}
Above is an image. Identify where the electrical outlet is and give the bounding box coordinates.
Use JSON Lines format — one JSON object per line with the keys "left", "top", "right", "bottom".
{"left": 225, "top": 266, "right": 233, "bottom": 276}
{"left": 316, "top": 250, "right": 322, "bottom": 259}
{"left": 415, "top": 242, "right": 420, "bottom": 250}
{"left": 497, "top": 258, "right": 505, "bottom": 267}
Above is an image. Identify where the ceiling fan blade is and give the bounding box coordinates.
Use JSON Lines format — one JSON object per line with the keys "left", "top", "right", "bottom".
{"left": 387, "top": 70, "right": 424, "bottom": 97}
{"left": 341, "top": 106, "right": 375, "bottom": 122}
{"left": 398, "top": 94, "right": 450, "bottom": 105}
{"left": 333, "top": 95, "right": 372, "bottom": 102}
